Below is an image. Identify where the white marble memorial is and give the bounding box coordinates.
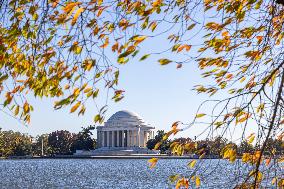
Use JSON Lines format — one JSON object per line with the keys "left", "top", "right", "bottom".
{"left": 96, "top": 110, "right": 155, "bottom": 149}
{"left": 75, "top": 110, "right": 157, "bottom": 156}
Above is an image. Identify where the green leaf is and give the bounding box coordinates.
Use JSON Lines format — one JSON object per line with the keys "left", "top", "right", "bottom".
{"left": 187, "top": 23, "right": 196, "bottom": 30}
{"left": 196, "top": 113, "right": 206, "bottom": 118}
{"left": 139, "top": 54, "right": 150, "bottom": 61}
{"left": 0, "top": 74, "right": 8, "bottom": 83}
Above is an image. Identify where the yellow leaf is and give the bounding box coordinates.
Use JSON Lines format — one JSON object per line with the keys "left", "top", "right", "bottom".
{"left": 242, "top": 153, "right": 251, "bottom": 163}
{"left": 154, "top": 142, "right": 161, "bottom": 150}
{"left": 84, "top": 87, "right": 92, "bottom": 93}
{"left": 188, "top": 160, "right": 196, "bottom": 168}
{"left": 199, "top": 152, "right": 206, "bottom": 159}
{"left": 196, "top": 176, "right": 201, "bottom": 187}
{"left": 72, "top": 7, "right": 84, "bottom": 26}
{"left": 158, "top": 58, "right": 172, "bottom": 65}
{"left": 272, "top": 177, "right": 277, "bottom": 185}
{"left": 196, "top": 113, "right": 206, "bottom": 118}
{"left": 14, "top": 105, "right": 20, "bottom": 116}
{"left": 70, "top": 101, "right": 81, "bottom": 113}
{"left": 247, "top": 133, "right": 255, "bottom": 144}
{"left": 148, "top": 158, "right": 158, "bottom": 169}
{"left": 240, "top": 77, "right": 246, "bottom": 83}
{"left": 133, "top": 35, "right": 147, "bottom": 46}
{"left": 73, "top": 88, "right": 80, "bottom": 96}
{"left": 162, "top": 134, "right": 169, "bottom": 140}
{"left": 149, "top": 21, "right": 157, "bottom": 32}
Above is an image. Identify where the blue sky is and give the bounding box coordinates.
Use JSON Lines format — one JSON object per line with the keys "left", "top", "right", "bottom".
{"left": 0, "top": 7, "right": 257, "bottom": 141}
{"left": 1, "top": 36, "right": 209, "bottom": 139}
{"left": 1, "top": 56, "right": 207, "bottom": 137}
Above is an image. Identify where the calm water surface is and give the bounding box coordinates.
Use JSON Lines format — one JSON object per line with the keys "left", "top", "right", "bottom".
{"left": 0, "top": 159, "right": 279, "bottom": 189}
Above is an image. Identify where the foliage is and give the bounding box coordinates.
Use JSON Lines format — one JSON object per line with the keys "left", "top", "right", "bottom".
{"left": 0, "top": 126, "right": 97, "bottom": 157}
{"left": 48, "top": 130, "right": 75, "bottom": 155}
{"left": 146, "top": 130, "right": 170, "bottom": 153}
{"left": 0, "top": 0, "right": 284, "bottom": 187}
{"left": 0, "top": 129, "right": 32, "bottom": 157}
{"left": 71, "top": 125, "right": 96, "bottom": 151}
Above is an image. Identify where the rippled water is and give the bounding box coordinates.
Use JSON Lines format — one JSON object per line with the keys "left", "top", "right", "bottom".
{"left": 0, "top": 159, "right": 281, "bottom": 188}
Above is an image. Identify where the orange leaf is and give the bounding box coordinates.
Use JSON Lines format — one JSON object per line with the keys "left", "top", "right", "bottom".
{"left": 70, "top": 101, "right": 81, "bottom": 113}
{"left": 265, "top": 158, "right": 271, "bottom": 166}
{"left": 23, "top": 102, "right": 30, "bottom": 113}
{"left": 100, "top": 37, "right": 109, "bottom": 48}
{"left": 63, "top": 2, "right": 81, "bottom": 13}
{"left": 177, "top": 44, "right": 191, "bottom": 52}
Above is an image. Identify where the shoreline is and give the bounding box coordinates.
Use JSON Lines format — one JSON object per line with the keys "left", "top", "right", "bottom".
{"left": 4, "top": 155, "right": 220, "bottom": 160}
{"left": 4, "top": 155, "right": 283, "bottom": 160}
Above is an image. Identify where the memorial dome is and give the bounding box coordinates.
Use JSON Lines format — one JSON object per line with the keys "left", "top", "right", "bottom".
{"left": 105, "top": 110, "right": 148, "bottom": 127}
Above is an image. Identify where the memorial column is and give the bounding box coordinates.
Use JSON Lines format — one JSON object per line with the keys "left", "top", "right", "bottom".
{"left": 106, "top": 131, "right": 110, "bottom": 147}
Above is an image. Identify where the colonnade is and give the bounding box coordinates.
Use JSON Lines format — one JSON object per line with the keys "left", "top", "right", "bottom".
{"left": 97, "top": 130, "right": 154, "bottom": 148}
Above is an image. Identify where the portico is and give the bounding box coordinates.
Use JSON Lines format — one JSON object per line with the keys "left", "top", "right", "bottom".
{"left": 97, "top": 128, "right": 155, "bottom": 148}
{"left": 96, "top": 110, "right": 155, "bottom": 149}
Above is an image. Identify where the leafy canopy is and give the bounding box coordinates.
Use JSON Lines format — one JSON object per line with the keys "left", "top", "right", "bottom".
{"left": 1, "top": 0, "right": 284, "bottom": 188}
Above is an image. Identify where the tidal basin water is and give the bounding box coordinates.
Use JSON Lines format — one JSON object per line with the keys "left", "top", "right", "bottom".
{"left": 0, "top": 159, "right": 280, "bottom": 188}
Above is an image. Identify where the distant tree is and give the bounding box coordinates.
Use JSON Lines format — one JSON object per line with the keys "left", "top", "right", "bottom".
{"left": 208, "top": 136, "right": 228, "bottom": 156}
{"left": 171, "top": 137, "right": 194, "bottom": 155}
{"left": 71, "top": 125, "right": 95, "bottom": 152}
{"left": 264, "top": 138, "right": 284, "bottom": 155}
{"left": 48, "top": 130, "right": 75, "bottom": 155}
{"left": 146, "top": 139, "right": 156, "bottom": 151}
{"left": 196, "top": 139, "right": 211, "bottom": 156}
{"left": 0, "top": 130, "right": 32, "bottom": 157}
{"left": 238, "top": 141, "right": 254, "bottom": 155}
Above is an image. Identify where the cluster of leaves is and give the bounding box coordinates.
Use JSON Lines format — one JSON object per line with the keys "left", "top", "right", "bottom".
{"left": 0, "top": 0, "right": 168, "bottom": 124}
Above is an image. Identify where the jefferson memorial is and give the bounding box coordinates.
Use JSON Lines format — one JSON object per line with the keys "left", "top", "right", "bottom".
{"left": 75, "top": 110, "right": 158, "bottom": 155}
{"left": 96, "top": 110, "right": 155, "bottom": 148}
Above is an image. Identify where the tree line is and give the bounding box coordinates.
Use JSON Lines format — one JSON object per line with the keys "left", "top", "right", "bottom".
{"left": 147, "top": 130, "right": 284, "bottom": 157}
{"left": 0, "top": 126, "right": 96, "bottom": 157}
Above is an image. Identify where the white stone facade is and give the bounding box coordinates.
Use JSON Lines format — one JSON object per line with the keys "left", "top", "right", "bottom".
{"left": 96, "top": 110, "right": 155, "bottom": 148}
